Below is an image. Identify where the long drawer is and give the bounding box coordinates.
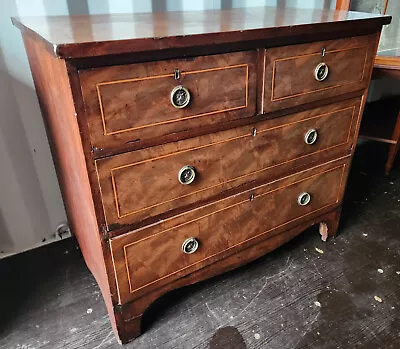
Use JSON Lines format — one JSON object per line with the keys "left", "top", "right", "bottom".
{"left": 262, "top": 33, "right": 378, "bottom": 113}
{"left": 80, "top": 51, "right": 257, "bottom": 151}
{"left": 110, "top": 158, "right": 349, "bottom": 304}
{"left": 96, "top": 98, "right": 361, "bottom": 229}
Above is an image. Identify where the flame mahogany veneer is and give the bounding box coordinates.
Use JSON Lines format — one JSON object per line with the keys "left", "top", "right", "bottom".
{"left": 13, "top": 7, "right": 390, "bottom": 344}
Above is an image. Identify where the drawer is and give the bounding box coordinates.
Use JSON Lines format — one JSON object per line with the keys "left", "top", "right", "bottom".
{"left": 80, "top": 51, "right": 257, "bottom": 151}
{"left": 110, "top": 159, "right": 349, "bottom": 303}
{"left": 96, "top": 98, "right": 361, "bottom": 229}
{"left": 262, "top": 33, "right": 378, "bottom": 113}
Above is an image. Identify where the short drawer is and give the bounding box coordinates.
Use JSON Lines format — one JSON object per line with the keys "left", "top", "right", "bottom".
{"left": 110, "top": 159, "right": 348, "bottom": 304}
{"left": 262, "top": 33, "right": 378, "bottom": 113}
{"left": 80, "top": 51, "right": 257, "bottom": 151}
{"left": 96, "top": 98, "right": 361, "bottom": 229}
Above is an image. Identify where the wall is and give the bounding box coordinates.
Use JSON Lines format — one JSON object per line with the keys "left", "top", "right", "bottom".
{"left": 9, "top": 0, "right": 398, "bottom": 258}
{"left": 0, "top": 0, "right": 68, "bottom": 258}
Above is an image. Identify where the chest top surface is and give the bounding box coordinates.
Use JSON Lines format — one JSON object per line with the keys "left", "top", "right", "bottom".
{"left": 11, "top": 4, "right": 392, "bottom": 344}
{"left": 12, "top": 7, "right": 390, "bottom": 59}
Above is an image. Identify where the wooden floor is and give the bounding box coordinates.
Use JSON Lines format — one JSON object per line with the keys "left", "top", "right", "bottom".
{"left": 1, "top": 140, "right": 399, "bottom": 349}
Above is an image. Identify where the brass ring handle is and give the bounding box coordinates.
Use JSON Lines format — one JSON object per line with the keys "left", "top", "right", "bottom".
{"left": 298, "top": 192, "right": 311, "bottom": 206}
{"left": 304, "top": 128, "right": 318, "bottom": 145}
{"left": 314, "top": 62, "right": 329, "bottom": 82}
{"left": 170, "top": 85, "right": 191, "bottom": 108}
{"left": 182, "top": 237, "right": 199, "bottom": 254}
{"left": 178, "top": 165, "right": 196, "bottom": 185}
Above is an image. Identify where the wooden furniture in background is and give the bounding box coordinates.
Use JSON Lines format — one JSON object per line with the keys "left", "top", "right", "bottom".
{"left": 359, "top": 97, "right": 400, "bottom": 173}
{"left": 363, "top": 6, "right": 400, "bottom": 174}
{"left": 337, "top": 0, "right": 389, "bottom": 14}
{"left": 336, "top": 0, "right": 400, "bottom": 173}
{"left": 336, "top": 0, "right": 351, "bottom": 11}
{"left": 12, "top": 8, "right": 390, "bottom": 344}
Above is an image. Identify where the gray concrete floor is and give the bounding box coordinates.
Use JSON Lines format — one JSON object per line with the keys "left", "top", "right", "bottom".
{"left": 0, "top": 140, "right": 399, "bottom": 349}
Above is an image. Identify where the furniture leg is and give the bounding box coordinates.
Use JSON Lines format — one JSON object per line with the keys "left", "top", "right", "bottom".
{"left": 319, "top": 207, "right": 342, "bottom": 241}
{"left": 385, "top": 109, "right": 400, "bottom": 174}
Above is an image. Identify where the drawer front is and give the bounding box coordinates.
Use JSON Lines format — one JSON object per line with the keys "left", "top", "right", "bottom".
{"left": 262, "top": 33, "right": 378, "bottom": 113}
{"left": 97, "top": 98, "right": 361, "bottom": 229}
{"left": 110, "top": 159, "right": 349, "bottom": 303}
{"left": 80, "top": 51, "right": 257, "bottom": 150}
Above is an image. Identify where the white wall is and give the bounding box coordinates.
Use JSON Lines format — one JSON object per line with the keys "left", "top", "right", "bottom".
{"left": 8, "top": 0, "right": 389, "bottom": 258}
{"left": 0, "top": 0, "right": 68, "bottom": 258}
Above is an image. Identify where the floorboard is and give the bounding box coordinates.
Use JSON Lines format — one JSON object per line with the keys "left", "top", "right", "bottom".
{"left": 0, "top": 140, "right": 399, "bottom": 349}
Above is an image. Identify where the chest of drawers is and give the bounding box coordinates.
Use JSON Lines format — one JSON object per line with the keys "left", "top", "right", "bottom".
{"left": 13, "top": 7, "right": 390, "bottom": 344}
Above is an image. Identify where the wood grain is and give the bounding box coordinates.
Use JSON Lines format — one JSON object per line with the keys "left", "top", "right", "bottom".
{"left": 96, "top": 98, "right": 361, "bottom": 229}
{"left": 263, "top": 33, "right": 379, "bottom": 113}
{"left": 114, "top": 205, "right": 346, "bottom": 343}
{"left": 13, "top": 7, "right": 387, "bottom": 344}
{"left": 111, "top": 159, "right": 348, "bottom": 304}
{"left": 374, "top": 56, "right": 400, "bottom": 73}
{"left": 11, "top": 8, "right": 390, "bottom": 59}
{"left": 80, "top": 51, "right": 257, "bottom": 151}
{"left": 20, "top": 33, "right": 119, "bottom": 339}
{"left": 3, "top": 163, "right": 400, "bottom": 349}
